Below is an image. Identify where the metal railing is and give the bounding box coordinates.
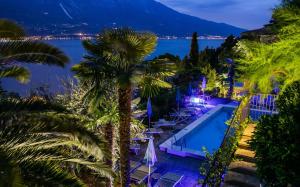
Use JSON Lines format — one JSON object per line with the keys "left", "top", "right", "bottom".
{"left": 172, "top": 135, "right": 187, "bottom": 151}
{"left": 250, "top": 94, "right": 278, "bottom": 121}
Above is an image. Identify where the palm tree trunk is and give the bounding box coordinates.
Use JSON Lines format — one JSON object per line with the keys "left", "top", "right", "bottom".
{"left": 118, "top": 86, "right": 132, "bottom": 187}
{"left": 104, "top": 122, "right": 113, "bottom": 187}
{"left": 227, "top": 77, "right": 234, "bottom": 99}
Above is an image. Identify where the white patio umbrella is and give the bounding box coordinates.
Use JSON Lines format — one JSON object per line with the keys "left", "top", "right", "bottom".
{"left": 202, "top": 77, "right": 207, "bottom": 106}
{"left": 147, "top": 97, "right": 153, "bottom": 129}
{"left": 144, "top": 136, "right": 157, "bottom": 187}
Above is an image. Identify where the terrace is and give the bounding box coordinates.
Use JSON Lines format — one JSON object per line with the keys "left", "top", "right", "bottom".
{"left": 130, "top": 97, "right": 237, "bottom": 186}
{"left": 129, "top": 94, "right": 278, "bottom": 186}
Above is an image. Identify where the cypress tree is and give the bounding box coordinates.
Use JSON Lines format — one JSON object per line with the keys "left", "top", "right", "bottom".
{"left": 183, "top": 55, "right": 192, "bottom": 69}
{"left": 189, "top": 32, "right": 199, "bottom": 66}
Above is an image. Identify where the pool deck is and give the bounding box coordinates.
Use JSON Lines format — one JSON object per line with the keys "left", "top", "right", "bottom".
{"left": 130, "top": 98, "right": 237, "bottom": 186}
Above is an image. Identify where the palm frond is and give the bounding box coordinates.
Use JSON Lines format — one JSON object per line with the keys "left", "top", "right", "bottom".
{"left": 235, "top": 37, "right": 300, "bottom": 93}
{"left": 0, "top": 41, "right": 69, "bottom": 66}
{"left": 0, "top": 19, "right": 25, "bottom": 39}
{"left": 0, "top": 104, "right": 112, "bottom": 186}
{"left": 19, "top": 161, "right": 86, "bottom": 187}
{"left": 138, "top": 75, "right": 172, "bottom": 98}
{"left": 0, "top": 133, "right": 86, "bottom": 187}
{"left": 0, "top": 96, "right": 65, "bottom": 112}
{"left": 0, "top": 66, "right": 30, "bottom": 83}
{"left": 96, "top": 28, "right": 157, "bottom": 69}
{"left": 235, "top": 2, "right": 300, "bottom": 93}
{"left": 65, "top": 159, "right": 113, "bottom": 179}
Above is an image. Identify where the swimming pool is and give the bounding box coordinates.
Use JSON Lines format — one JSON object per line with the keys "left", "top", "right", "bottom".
{"left": 159, "top": 105, "right": 235, "bottom": 158}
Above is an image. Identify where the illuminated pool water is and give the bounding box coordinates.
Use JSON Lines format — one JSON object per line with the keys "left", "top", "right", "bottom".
{"left": 176, "top": 107, "right": 234, "bottom": 154}
{"left": 160, "top": 105, "right": 235, "bottom": 158}
{"left": 160, "top": 104, "right": 276, "bottom": 158}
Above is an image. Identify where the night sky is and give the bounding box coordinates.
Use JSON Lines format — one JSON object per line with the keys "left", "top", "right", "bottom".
{"left": 156, "top": 0, "right": 281, "bottom": 29}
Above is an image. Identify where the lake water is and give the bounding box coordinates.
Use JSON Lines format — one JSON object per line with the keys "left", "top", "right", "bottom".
{"left": 2, "top": 39, "right": 224, "bottom": 95}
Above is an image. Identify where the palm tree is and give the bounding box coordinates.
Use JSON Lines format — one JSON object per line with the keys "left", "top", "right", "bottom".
{"left": 90, "top": 92, "right": 119, "bottom": 187}
{"left": 57, "top": 80, "right": 146, "bottom": 186}
{"left": 0, "top": 19, "right": 68, "bottom": 83}
{"left": 0, "top": 98, "right": 112, "bottom": 186}
{"left": 225, "top": 58, "right": 235, "bottom": 99}
{"left": 56, "top": 79, "right": 119, "bottom": 186}
{"left": 236, "top": 34, "right": 300, "bottom": 93}
{"left": 235, "top": 3, "right": 300, "bottom": 93}
{"left": 0, "top": 20, "right": 112, "bottom": 186}
{"left": 73, "top": 28, "right": 173, "bottom": 186}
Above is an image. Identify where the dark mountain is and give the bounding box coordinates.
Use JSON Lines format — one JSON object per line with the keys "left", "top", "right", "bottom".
{"left": 0, "top": 0, "right": 246, "bottom": 36}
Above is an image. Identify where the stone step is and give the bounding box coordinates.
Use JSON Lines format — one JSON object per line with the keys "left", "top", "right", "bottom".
{"left": 235, "top": 149, "right": 256, "bottom": 163}
{"left": 228, "top": 160, "right": 257, "bottom": 176}
{"left": 223, "top": 180, "right": 259, "bottom": 187}
{"left": 238, "top": 136, "right": 252, "bottom": 149}
{"left": 224, "top": 171, "right": 261, "bottom": 187}
{"left": 243, "top": 124, "right": 256, "bottom": 137}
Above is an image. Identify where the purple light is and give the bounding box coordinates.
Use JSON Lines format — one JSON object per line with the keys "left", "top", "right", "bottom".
{"left": 202, "top": 77, "right": 206, "bottom": 90}
{"left": 190, "top": 97, "right": 205, "bottom": 104}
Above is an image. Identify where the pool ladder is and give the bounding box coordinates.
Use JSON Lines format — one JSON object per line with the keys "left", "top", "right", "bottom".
{"left": 171, "top": 135, "right": 177, "bottom": 149}
{"left": 180, "top": 138, "right": 187, "bottom": 150}
{"left": 172, "top": 136, "right": 186, "bottom": 151}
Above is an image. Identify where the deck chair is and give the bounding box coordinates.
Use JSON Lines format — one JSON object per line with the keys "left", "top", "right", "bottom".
{"left": 130, "top": 143, "right": 141, "bottom": 155}
{"left": 130, "top": 160, "right": 142, "bottom": 173}
{"left": 144, "top": 128, "right": 164, "bottom": 134}
{"left": 154, "top": 172, "right": 184, "bottom": 187}
{"left": 131, "top": 165, "right": 158, "bottom": 184}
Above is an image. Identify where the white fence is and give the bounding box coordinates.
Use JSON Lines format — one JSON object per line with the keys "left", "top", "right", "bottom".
{"left": 249, "top": 94, "right": 278, "bottom": 121}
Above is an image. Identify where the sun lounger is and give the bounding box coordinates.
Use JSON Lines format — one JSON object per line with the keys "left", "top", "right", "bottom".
{"left": 154, "top": 172, "right": 184, "bottom": 187}
{"left": 130, "top": 160, "right": 142, "bottom": 172}
{"left": 170, "top": 111, "right": 192, "bottom": 118}
{"left": 170, "top": 112, "right": 191, "bottom": 122}
{"left": 130, "top": 143, "right": 141, "bottom": 155}
{"left": 153, "top": 119, "right": 176, "bottom": 128}
{"left": 200, "top": 94, "right": 213, "bottom": 101}
{"left": 131, "top": 165, "right": 158, "bottom": 184}
{"left": 132, "top": 110, "right": 146, "bottom": 118}
{"left": 144, "top": 128, "right": 164, "bottom": 134}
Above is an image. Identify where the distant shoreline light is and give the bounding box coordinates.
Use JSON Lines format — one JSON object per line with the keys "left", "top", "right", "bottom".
{"left": 18, "top": 34, "right": 226, "bottom": 41}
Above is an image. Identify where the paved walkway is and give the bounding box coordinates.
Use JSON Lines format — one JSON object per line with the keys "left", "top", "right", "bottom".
{"left": 223, "top": 124, "right": 261, "bottom": 187}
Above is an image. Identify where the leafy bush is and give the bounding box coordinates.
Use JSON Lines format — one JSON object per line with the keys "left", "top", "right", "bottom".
{"left": 250, "top": 81, "right": 300, "bottom": 186}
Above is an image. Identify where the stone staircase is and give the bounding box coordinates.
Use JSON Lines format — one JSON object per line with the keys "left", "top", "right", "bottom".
{"left": 223, "top": 124, "right": 261, "bottom": 187}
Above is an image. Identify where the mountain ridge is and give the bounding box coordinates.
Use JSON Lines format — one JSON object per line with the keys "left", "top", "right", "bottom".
{"left": 0, "top": 0, "right": 246, "bottom": 36}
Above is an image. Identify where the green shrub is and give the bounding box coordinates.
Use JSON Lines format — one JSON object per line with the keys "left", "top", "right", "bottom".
{"left": 250, "top": 81, "right": 300, "bottom": 186}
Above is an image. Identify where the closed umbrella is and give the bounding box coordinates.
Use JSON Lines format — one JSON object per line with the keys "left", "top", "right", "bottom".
{"left": 188, "top": 82, "right": 193, "bottom": 96}
{"left": 147, "top": 97, "right": 152, "bottom": 128}
{"left": 202, "top": 77, "right": 207, "bottom": 105}
{"left": 176, "top": 87, "right": 181, "bottom": 110}
{"left": 202, "top": 77, "right": 207, "bottom": 90}
{"left": 144, "top": 137, "right": 157, "bottom": 187}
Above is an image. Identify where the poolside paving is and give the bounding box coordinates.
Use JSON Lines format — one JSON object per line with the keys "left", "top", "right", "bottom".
{"left": 130, "top": 98, "right": 235, "bottom": 186}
